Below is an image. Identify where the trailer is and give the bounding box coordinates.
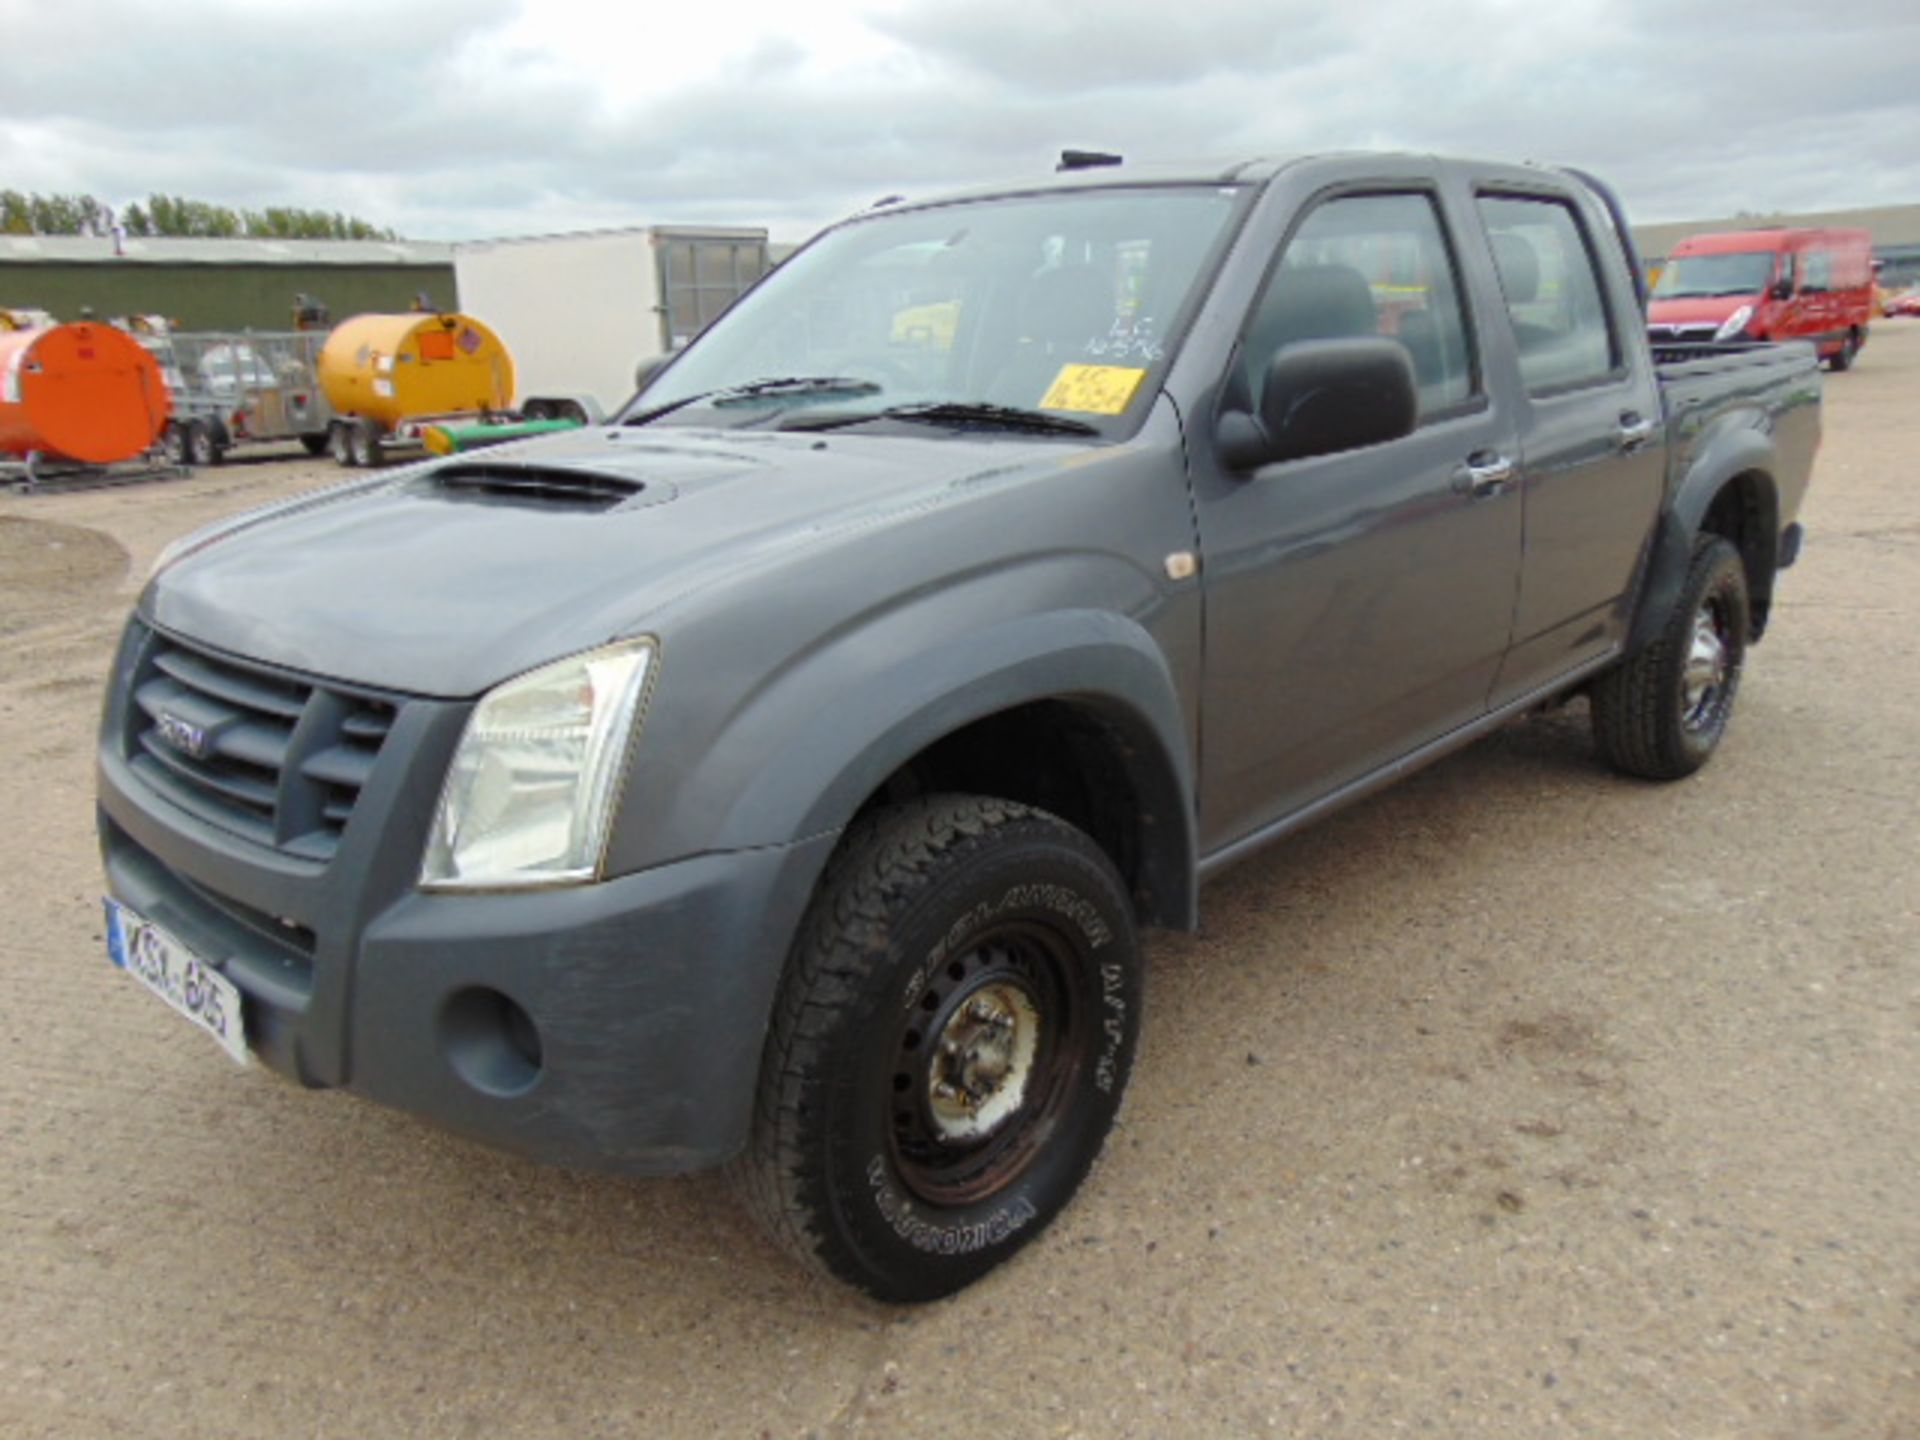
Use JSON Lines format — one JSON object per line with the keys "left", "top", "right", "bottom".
{"left": 452, "top": 224, "right": 772, "bottom": 414}
{"left": 136, "top": 326, "right": 335, "bottom": 464}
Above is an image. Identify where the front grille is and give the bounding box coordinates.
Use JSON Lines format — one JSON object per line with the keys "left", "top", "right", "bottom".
{"left": 1647, "top": 323, "right": 1720, "bottom": 343}
{"left": 126, "top": 629, "right": 399, "bottom": 861}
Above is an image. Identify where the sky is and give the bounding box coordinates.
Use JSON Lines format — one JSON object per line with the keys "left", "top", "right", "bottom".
{"left": 3, "top": 0, "right": 1918, "bottom": 245}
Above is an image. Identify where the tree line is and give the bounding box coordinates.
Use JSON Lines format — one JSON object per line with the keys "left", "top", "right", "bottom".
{"left": 0, "top": 190, "right": 398, "bottom": 241}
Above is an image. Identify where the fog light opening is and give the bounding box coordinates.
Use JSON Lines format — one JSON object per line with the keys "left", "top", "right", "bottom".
{"left": 440, "top": 987, "right": 544, "bottom": 1097}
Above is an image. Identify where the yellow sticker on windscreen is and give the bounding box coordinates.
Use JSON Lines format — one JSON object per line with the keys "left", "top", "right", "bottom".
{"left": 1040, "top": 364, "right": 1148, "bottom": 415}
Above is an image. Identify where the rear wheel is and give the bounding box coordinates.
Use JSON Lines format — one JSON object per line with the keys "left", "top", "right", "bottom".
{"left": 161, "top": 422, "right": 188, "bottom": 466}
{"left": 1592, "top": 535, "right": 1749, "bottom": 779}
{"left": 327, "top": 421, "right": 355, "bottom": 467}
{"left": 733, "top": 795, "right": 1141, "bottom": 1303}
{"left": 1828, "top": 329, "right": 1860, "bottom": 372}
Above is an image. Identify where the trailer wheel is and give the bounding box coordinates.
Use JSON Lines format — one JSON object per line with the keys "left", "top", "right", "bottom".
{"left": 187, "top": 420, "right": 224, "bottom": 467}
{"left": 161, "top": 423, "right": 189, "bottom": 466}
{"left": 328, "top": 421, "right": 357, "bottom": 467}
{"left": 348, "top": 418, "right": 384, "bottom": 469}
{"left": 298, "top": 433, "right": 329, "bottom": 457}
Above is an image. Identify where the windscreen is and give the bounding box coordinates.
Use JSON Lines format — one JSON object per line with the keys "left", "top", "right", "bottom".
{"left": 1653, "top": 250, "right": 1776, "bottom": 299}
{"left": 626, "top": 187, "right": 1243, "bottom": 436}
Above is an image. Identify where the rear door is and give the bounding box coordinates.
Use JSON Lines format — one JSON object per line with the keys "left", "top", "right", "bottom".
{"left": 1467, "top": 178, "right": 1667, "bottom": 704}
{"left": 1190, "top": 165, "right": 1524, "bottom": 851}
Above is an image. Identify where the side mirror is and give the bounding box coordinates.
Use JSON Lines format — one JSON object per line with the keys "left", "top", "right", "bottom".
{"left": 1217, "top": 338, "right": 1418, "bottom": 471}
{"left": 1769, "top": 278, "right": 1794, "bottom": 301}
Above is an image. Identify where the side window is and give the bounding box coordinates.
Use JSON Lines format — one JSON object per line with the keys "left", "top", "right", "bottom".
{"left": 1243, "top": 192, "right": 1476, "bottom": 419}
{"left": 1802, "top": 249, "right": 1833, "bottom": 294}
{"left": 1477, "top": 194, "right": 1619, "bottom": 393}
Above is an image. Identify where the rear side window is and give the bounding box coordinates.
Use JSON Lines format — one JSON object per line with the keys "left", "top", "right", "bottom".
{"left": 1477, "top": 195, "right": 1620, "bottom": 393}
{"left": 1244, "top": 192, "right": 1476, "bottom": 418}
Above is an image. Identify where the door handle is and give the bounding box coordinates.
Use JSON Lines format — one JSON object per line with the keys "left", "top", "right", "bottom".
{"left": 1616, "top": 414, "right": 1656, "bottom": 451}
{"left": 1453, "top": 452, "right": 1515, "bottom": 496}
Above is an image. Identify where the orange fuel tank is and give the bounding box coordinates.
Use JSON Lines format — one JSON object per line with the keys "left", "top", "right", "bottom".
{"left": 0, "top": 322, "right": 171, "bottom": 464}
{"left": 318, "top": 312, "right": 515, "bottom": 427}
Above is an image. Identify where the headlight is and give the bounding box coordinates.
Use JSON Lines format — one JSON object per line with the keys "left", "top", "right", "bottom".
{"left": 421, "top": 638, "right": 657, "bottom": 890}
{"left": 1714, "top": 305, "right": 1754, "bottom": 341}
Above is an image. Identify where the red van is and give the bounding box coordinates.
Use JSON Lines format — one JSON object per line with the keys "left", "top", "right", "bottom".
{"left": 1648, "top": 227, "right": 1874, "bottom": 370}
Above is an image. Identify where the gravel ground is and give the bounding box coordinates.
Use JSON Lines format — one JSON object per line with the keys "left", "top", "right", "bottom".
{"left": 2, "top": 327, "right": 1916, "bottom": 1440}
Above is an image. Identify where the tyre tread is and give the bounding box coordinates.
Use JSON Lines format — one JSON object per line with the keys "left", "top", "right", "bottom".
{"left": 1592, "top": 535, "right": 1747, "bottom": 780}
{"left": 728, "top": 794, "right": 1099, "bottom": 1293}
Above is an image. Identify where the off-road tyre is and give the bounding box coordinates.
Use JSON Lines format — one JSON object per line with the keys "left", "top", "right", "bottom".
{"left": 1592, "top": 535, "right": 1749, "bottom": 780}
{"left": 732, "top": 795, "right": 1141, "bottom": 1303}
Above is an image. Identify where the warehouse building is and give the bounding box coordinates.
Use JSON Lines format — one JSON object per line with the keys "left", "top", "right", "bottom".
{"left": 0, "top": 235, "right": 455, "bottom": 330}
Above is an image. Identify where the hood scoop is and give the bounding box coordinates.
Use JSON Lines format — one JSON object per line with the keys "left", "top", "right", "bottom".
{"left": 423, "top": 462, "right": 647, "bottom": 510}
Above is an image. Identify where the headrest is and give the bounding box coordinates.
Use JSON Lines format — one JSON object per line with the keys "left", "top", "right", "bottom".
{"left": 1019, "top": 265, "right": 1112, "bottom": 348}
{"left": 1250, "top": 262, "right": 1379, "bottom": 354}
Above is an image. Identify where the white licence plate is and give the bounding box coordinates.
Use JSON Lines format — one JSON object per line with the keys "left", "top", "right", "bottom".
{"left": 104, "top": 899, "right": 248, "bottom": 1066}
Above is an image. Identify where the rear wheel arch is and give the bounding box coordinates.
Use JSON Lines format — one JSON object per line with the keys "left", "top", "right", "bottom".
{"left": 1694, "top": 470, "right": 1780, "bottom": 639}
{"left": 1631, "top": 466, "right": 1780, "bottom": 653}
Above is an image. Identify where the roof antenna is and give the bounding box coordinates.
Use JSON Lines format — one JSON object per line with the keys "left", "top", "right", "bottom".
{"left": 1058, "top": 149, "right": 1123, "bottom": 172}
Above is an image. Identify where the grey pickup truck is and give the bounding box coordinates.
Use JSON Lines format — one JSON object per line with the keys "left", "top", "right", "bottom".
{"left": 96, "top": 151, "right": 1819, "bottom": 1301}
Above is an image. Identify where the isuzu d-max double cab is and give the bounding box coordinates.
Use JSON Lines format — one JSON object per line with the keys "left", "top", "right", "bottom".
{"left": 96, "top": 153, "right": 1820, "bottom": 1301}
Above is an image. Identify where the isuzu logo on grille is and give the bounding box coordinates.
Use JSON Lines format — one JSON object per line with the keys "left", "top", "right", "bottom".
{"left": 156, "top": 711, "right": 210, "bottom": 760}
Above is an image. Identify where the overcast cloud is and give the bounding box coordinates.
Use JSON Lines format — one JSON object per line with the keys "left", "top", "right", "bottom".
{"left": 3, "top": 0, "right": 1917, "bottom": 243}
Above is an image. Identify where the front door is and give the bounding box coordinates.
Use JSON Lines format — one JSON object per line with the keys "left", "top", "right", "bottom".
{"left": 1192, "top": 186, "right": 1524, "bottom": 852}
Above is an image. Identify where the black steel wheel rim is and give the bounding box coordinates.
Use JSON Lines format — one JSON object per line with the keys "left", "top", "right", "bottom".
{"left": 886, "top": 920, "right": 1087, "bottom": 1207}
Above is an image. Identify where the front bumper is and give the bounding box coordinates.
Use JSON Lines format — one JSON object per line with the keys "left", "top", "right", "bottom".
{"left": 96, "top": 623, "right": 836, "bottom": 1176}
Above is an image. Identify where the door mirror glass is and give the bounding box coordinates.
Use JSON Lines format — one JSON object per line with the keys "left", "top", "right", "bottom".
{"left": 1218, "top": 337, "right": 1418, "bottom": 470}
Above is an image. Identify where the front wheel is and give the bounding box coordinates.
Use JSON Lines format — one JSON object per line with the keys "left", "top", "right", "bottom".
{"left": 733, "top": 796, "right": 1141, "bottom": 1302}
{"left": 1591, "top": 535, "right": 1750, "bottom": 779}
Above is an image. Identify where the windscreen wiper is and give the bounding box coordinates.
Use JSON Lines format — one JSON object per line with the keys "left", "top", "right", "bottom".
{"left": 785, "top": 401, "right": 1101, "bottom": 436}
{"left": 622, "top": 376, "right": 884, "bottom": 427}
{"left": 710, "top": 376, "right": 884, "bottom": 407}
